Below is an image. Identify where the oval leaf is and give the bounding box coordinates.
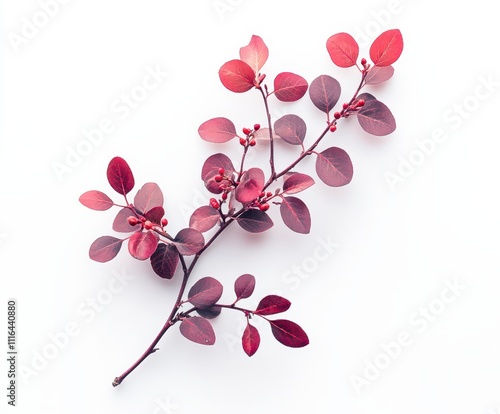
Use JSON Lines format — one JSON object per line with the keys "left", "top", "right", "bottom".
{"left": 364, "top": 65, "right": 394, "bottom": 85}
{"left": 188, "top": 277, "right": 223, "bottom": 309}
{"left": 316, "top": 147, "right": 353, "bottom": 187}
{"left": 79, "top": 190, "right": 114, "bottom": 211}
{"left": 237, "top": 209, "right": 273, "bottom": 233}
{"left": 150, "top": 243, "right": 179, "bottom": 279}
{"left": 219, "top": 59, "right": 255, "bottom": 93}
{"left": 269, "top": 319, "right": 309, "bottom": 348}
{"left": 283, "top": 173, "right": 315, "bottom": 194}
{"left": 369, "top": 29, "right": 403, "bottom": 67}
{"left": 198, "top": 117, "right": 237, "bottom": 143}
{"left": 89, "top": 236, "right": 123, "bottom": 263}
{"left": 128, "top": 230, "right": 158, "bottom": 260}
{"left": 196, "top": 306, "right": 222, "bottom": 320}
{"left": 280, "top": 196, "right": 311, "bottom": 234}
{"left": 235, "top": 168, "right": 265, "bottom": 204}
{"left": 326, "top": 32, "right": 359, "bottom": 68}
{"left": 242, "top": 323, "right": 260, "bottom": 357}
{"left": 357, "top": 99, "right": 396, "bottom": 136}
{"left": 179, "top": 317, "right": 215, "bottom": 345}
{"left": 174, "top": 228, "right": 205, "bottom": 255}
{"left": 189, "top": 205, "right": 220, "bottom": 233}
{"left": 234, "top": 274, "right": 256, "bottom": 301}
{"left": 273, "top": 72, "right": 308, "bottom": 102}
{"left": 274, "top": 114, "right": 307, "bottom": 145}
{"left": 145, "top": 206, "right": 165, "bottom": 224}
{"left": 112, "top": 207, "right": 140, "bottom": 233}
{"left": 133, "top": 183, "right": 164, "bottom": 214}
{"left": 239, "top": 35, "right": 268, "bottom": 74}
{"left": 309, "top": 75, "right": 341, "bottom": 114}
{"left": 201, "top": 153, "right": 235, "bottom": 194}
{"left": 106, "top": 157, "right": 135, "bottom": 196}
{"left": 255, "top": 295, "right": 291, "bottom": 316}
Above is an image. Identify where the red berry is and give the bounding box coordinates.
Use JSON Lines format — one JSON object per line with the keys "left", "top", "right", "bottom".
{"left": 214, "top": 175, "right": 223, "bottom": 182}
{"left": 343, "top": 103, "right": 349, "bottom": 110}
{"left": 259, "top": 203, "right": 270, "bottom": 211}
{"left": 218, "top": 168, "right": 225, "bottom": 175}
{"left": 144, "top": 220, "right": 153, "bottom": 230}
{"left": 210, "top": 198, "right": 220, "bottom": 209}
{"left": 161, "top": 218, "right": 168, "bottom": 226}
{"left": 254, "top": 123, "right": 261, "bottom": 131}
{"left": 239, "top": 138, "right": 246, "bottom": 146}
{"left": 266, "top": 192, "right": 272, "bottom": 197}
{"left": 357, "top": 99, "right": 365, "bottom": 107}
{"left": 330, "top": 125, "right": 337, "bottom": 133}
{"left": 128, "top": 216, "right": 138, "bottom": 226}
{"left": 249, "top": 139, "right": 256, "bottom": 147}
{"left": 242, "top": 127, "right": 251, "bottom": 135}
{"left": 221, "top": 192, "right": 228, "bottom": 201}
{"left": 334, "top": 112, "right": 341, "bottom": 119}
{"left": 361, "top": 58, "right": 367, "bottom": 65}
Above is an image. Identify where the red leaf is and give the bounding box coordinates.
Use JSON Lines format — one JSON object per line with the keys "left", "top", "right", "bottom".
{"left": 242, "top": 322, "right": 260, "bottom": 357}
{"left": 234, "top": 274, "right": 256, "bottom": 300}
{"left": 201, "top": 153, "right": 235, "bottom": 194}
{"left": 273, "top": 72, "right": 308, "bottom": 102}
{"left": 128, "top": 231, "right": 158, "bottom": 260}
{"left": 283, "top": 173, "right": 315, "bottom": 194}
{"left": 237, "top": 209, "right": 273, "bottom": 233}
{"left": 326, "top": 32, "right": 359, "bottom": 68}
{"left": 316, "top": 147, "right": 353, "bottom": 187}
{"left": 79, "top": 190, "right": 114, "bottom": 211}
{"left": 106, "top": 157, "right": 135, "bottom": 196}
{"left": 273, "top": 114, "right": 306, "bottom": 145}
{"left": 89, "top": 236, "right": 123, "bottom": 263}
{"left": 239, "top": 35, "right": 268, "bottom": 75}
{"left": 269, "top": 319, "right": 309, "bottom": 348}
{"left": 357, "top": 99, "right": 396, "bottom": 136}
{"left": 279, "top": 196, "right": 311, "bottom": 234}
{"left": 198, "top": 117, "right": 237, "bottom": 143}
{"left": 369, "top": 29, "right": 403, "bottom": 67}
{"left": 188, "top": 277, "right": 223, "bottom": 309}
{"left": 133, "top": 183, "right": 163, "bottom": 214}
{"left": 173, "top": 228, "right": 205, "bottom": 255}
{"left": 189, "top": 206, "right": 220, "bottom": 233}
{"left": 235, "top": 168, "right": 265, "bottom": 204}
{"left": 196, "top": 306, "right": 222, "bottom": 319}
{"left": 219, "top": 59, "right": 255, "bottom": 93}
{"left": 179, "top": 316, "right": 215, "bottom": 345}
{"left": 150, "top": 243, "right": 179, "bottom": 279}
{"left": 112, "top": 207, "right": 140, "bottom": 233}
{"left": 255, "top": 295, "right": 291, "bottom": 316}
{"left": 309, "top": 75, "right": 341, "bottom": 114}
{"left": 364, "top": 65, "right": 394, "bottom": 85}
{"left": 144, "top": 206, "right": 165, "bottom": 224}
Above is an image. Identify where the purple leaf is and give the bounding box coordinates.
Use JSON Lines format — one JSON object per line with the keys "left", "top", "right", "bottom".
{"left": 89, "top": 236, "right": 123, "bottom": 263}
{"left": 150, "top": 243, "right": 179, "bottom": 279}
{"left": 196, "top": 306, "right": 222, "bottom": 320}
{"left": 144, "top": 206, "right": 165, "bottom": 224}
{"left": 79, "top": 190, "right": 114, "bottom": 211}
{"left": 269, "top": 319, "right": 309, "bottom": 348}
{"left": 326, "top": 32, "right": 359, "bottom": 68}
{"left": 235, "top": 168, "right": 265, "bottom": 204}
{"left": 188, "top": 277, "right": 223, "bottom": 309}
{"left": 309, "top": 75, "right": 341, "bottom": 114}
{"left": 315, "top": 147, "right": 353, "bottom": 187}
{"left": 237, "top": 209, "right": 273, "bottom": 233}
{"left": 179, "top": 316, "right": 215, "bottom": 345}
{"left": 112, "top": 207, "right": 140, "bottom": 233}
{"left": 133, "top": 183, "right": 164, "bottom": 214}
{"left": 364, "top": 65, "right": 394, "bottom": 85}
{"left": 198, "top": 117, "right": 237, "bottom": 143}
{"left": 242, "top": 323, "right": 260, "bottom": 357}
{"left": 255, "top": 295, "right": 291, "bottom": 316}
{"left": 201, "top": 153, "right": 235, "bottom": 194}
{"left": 234, "top": 274, "right": 256, "bottom": 301}
{"left": 357, "top": 99, "right": 396, "bottom": 136}
{"left": 239, "top": 35, "right": 268, "bottom": 74}
{"left": 273, "top": 72, "right": 308, "bottom": 102}
{"left": 219, "top": 59, "right": 255, "bottom": 93}
{"left": 357, "top": 92, "right": 377, "bottom": 102}
{"left": 189, "top": 205, "right": 220, "bottom": 233}
{"left": 128, "top": 231, "right": 158, "bottom": 260}
{"left": 279, "top": 196, "right": 311, "bottom": 234}
{"left": 106, "top": 157, "right": 135, "bottom": 196}
{"left": 283, "top": 173, "right": 315, "bottom": 194}
{"left": 173, "top": 228, "right": 205, "bottom": 256}
{"left": 273, "top": 114, "right": 307, "bottom": 145}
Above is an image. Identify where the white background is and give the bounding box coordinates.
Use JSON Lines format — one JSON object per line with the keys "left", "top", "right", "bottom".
{"left": 1, "top": 1, "right": 500, "bottom": 413}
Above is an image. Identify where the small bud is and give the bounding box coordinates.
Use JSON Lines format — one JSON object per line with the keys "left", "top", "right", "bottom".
{"left": 128, "top": 216, "right": 139, "bottom": 226}
{"left": 333, "top": 112, "right": 341, "bottom": 120}
{"left": 259, "top": 191, "right": 265, "bottom": 197}
{"left": 249, "top": 139, "right": 256, "bottom": 147}
{"left": 214, "top": 175, "right": 223, "bottom": 182}
{"left": 218, "top": 168, "right": 225, "bottom": 176}
{"left": 242, "top": 127, "right": 252, "bottom": 136}
{"left": 221, "top": 192, "right": 228, "bottom": 201}
{"left": 144, "top": 220, "right": 153, "bottom": 230}
{"left": 239, "top": 138, "right": 247, "bottom": 146}
{"left": 330, "top": 125, "right": 337, "bottom": 133}
{"left": 161, "top": 218, "right": 168, "bottom": 227}
{"left": 210, "top": 198, "right": 220, "bottom": 209}
{"left": 266, "top": 192, "right": 272, "bottom": 197}
{"left": 259, "top": 203, "right": 270, "bottom": 211}
{"left": 254, "top": 123, "right": 261, "bottom": 131}
{"left": 361, "top": 58, "right": 367, "bottom": 65}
